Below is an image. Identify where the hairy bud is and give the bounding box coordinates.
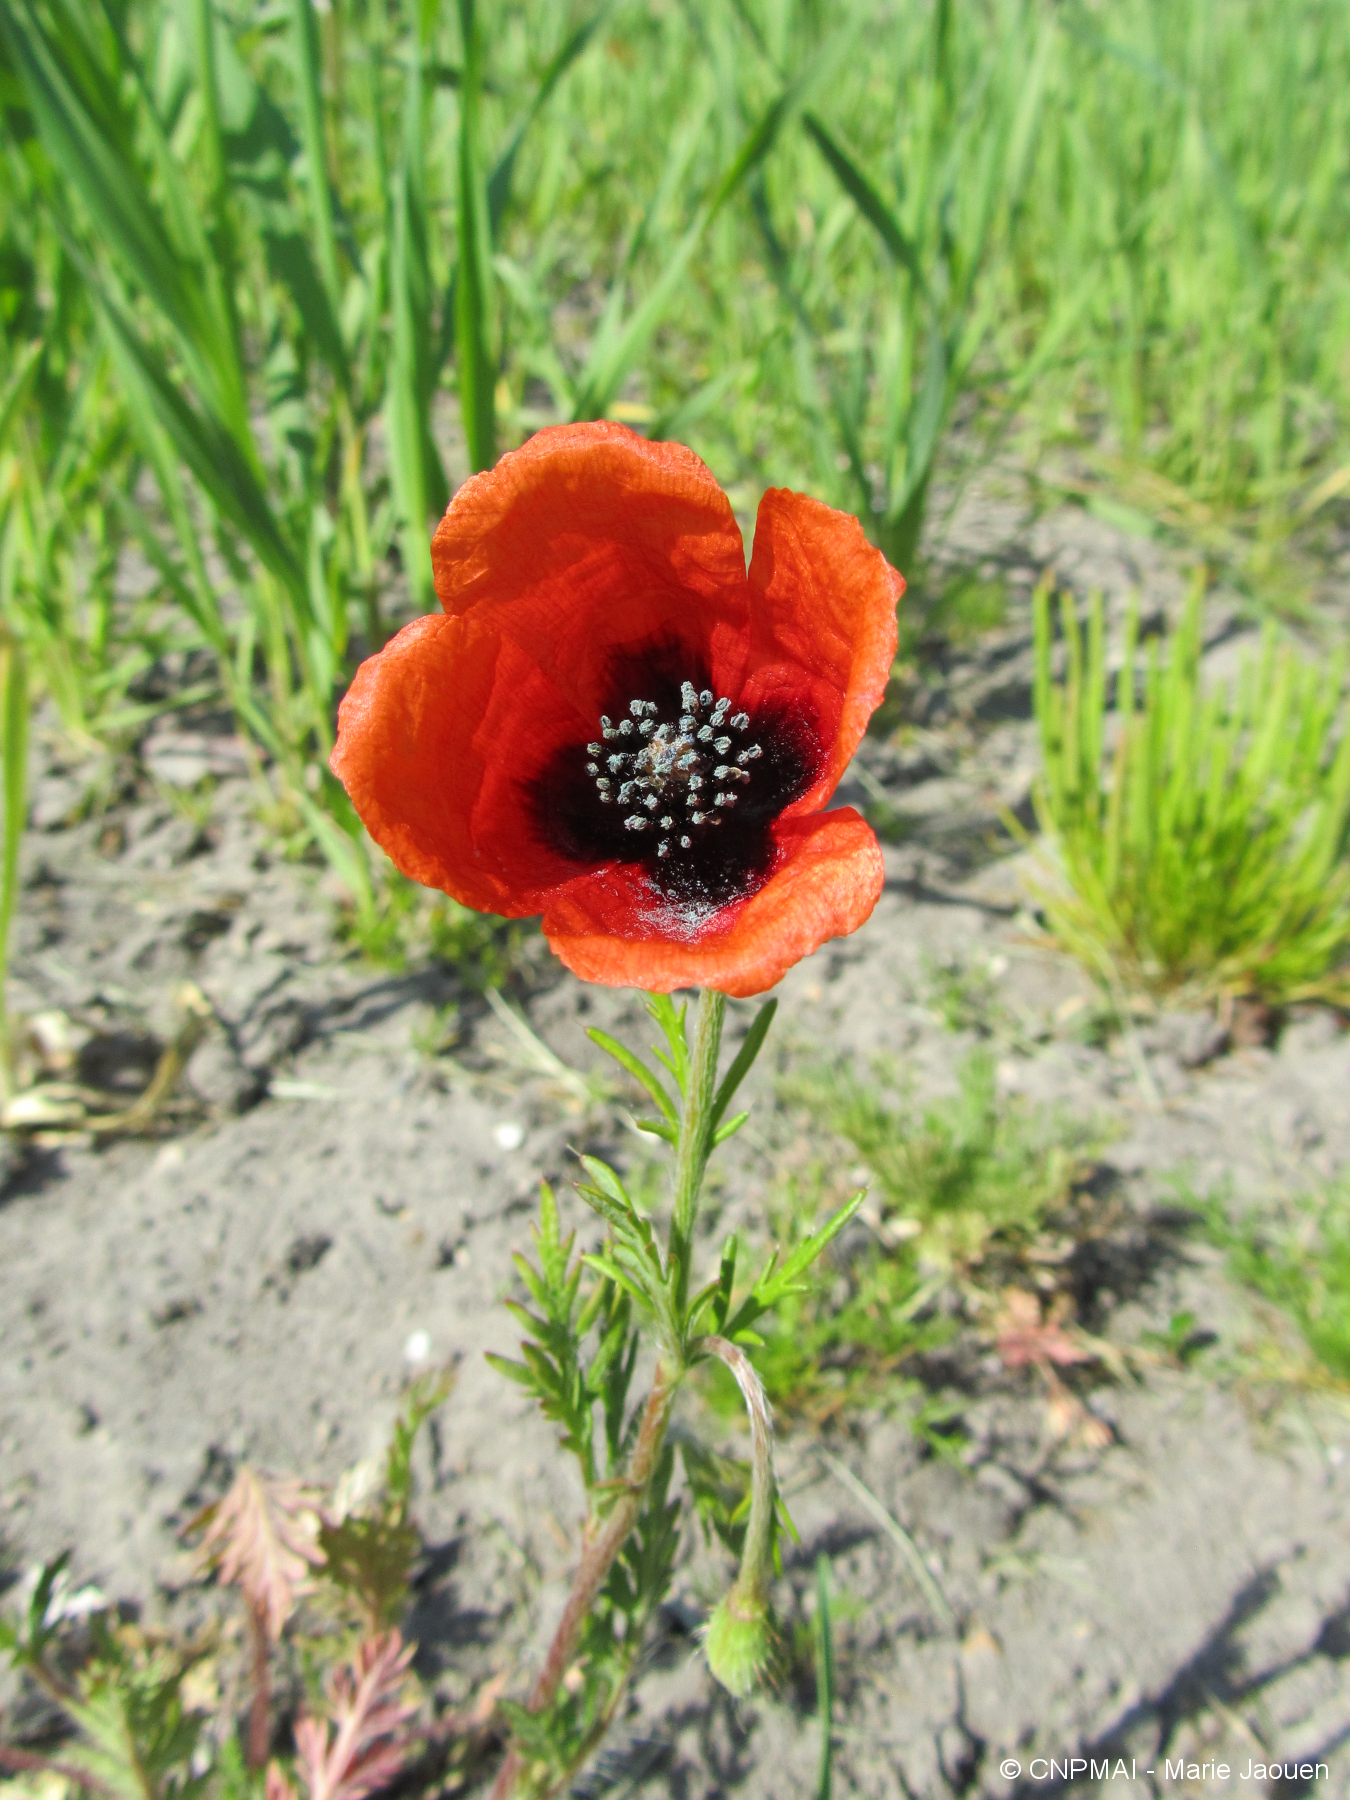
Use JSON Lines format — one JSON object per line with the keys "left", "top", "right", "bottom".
{"left": 704, "top": 1584, "right": 779, "bottom": 1698}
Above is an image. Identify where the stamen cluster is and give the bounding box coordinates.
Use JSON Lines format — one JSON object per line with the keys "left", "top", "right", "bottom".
{"left": 586, "top": 682, "right": 762, "bottom": 860}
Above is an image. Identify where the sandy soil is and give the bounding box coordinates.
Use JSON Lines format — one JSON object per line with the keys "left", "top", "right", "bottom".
{"left": 2, "top": 477, "right": 1348, "bottom": 1799}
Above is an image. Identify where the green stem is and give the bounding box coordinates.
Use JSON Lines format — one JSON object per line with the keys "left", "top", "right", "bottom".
{"left": 699, "top": 1335, "right": 776, "bottom": 1598}
{"left": 670, "top": 987, "right": 726, "bottom": 1319}
{"left": 492, "top": 988, "right": 730, "bottom": 1796}
{"left": 489, "top": 1358, "right": 681, "bottom": 1800}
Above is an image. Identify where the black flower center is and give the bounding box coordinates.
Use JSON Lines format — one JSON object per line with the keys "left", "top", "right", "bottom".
{"left": 586, "top": 683, "right": 762, "bottom": 861}
{"left": 529, "top": 652, "right": 821, "bottom": 912}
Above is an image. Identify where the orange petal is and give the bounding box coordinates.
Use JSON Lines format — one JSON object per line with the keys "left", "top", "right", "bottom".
{"left": 430, "top": 421, "right": 752, "bottom": 723}
{"left": 743, "top": 489, "right": 903, "bottom": 815}
{"left": 331, "top": 611, "right": 583, "bottom": 915}
{"left": 541, "top": 808, "right": 885, "bottom": 997}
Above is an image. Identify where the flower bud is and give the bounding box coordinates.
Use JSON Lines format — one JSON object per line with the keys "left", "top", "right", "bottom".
{"left": 704, "top": 1583, "right": 779, "bottom": 1698}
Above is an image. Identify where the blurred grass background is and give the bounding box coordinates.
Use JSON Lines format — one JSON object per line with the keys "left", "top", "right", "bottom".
{"left": 0, "top": 0, "right": 1347, "bottom": 935}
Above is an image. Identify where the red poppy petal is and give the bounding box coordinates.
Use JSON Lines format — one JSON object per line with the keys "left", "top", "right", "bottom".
{"left": 540, "top": 808, "right": 885, "bottom": 998}
{"left": 430, "top": 422, "right": 753, "bottom": 722}
{"left": 331, "top": 611, "right": 581, "bottom": 915}
{"left": 743, "top": 490, "right": 902, "bottom": 814}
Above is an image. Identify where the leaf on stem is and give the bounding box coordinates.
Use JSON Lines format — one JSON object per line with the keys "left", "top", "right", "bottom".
{"left": 585, "top": 1028, "right": 678, "bottom": 1123}
{"left": 281, "top": 1632, "right": 419, "bottom": 1800}
{"left": 190, "top": 1468, "right": 325, "bottom": 1642}
{"left": 723, "top": 1191, "right": 866, "bottom": 1344}
{"left": 708, "top": 998, "right": 777, "bottom": 1133}
{"left": 642, "top": 994, "right": 689, "bottom": 1096}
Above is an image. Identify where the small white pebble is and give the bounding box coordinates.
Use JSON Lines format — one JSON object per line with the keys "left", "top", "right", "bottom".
{"left": 493, "top": 1121, "right": 525, "bottom": 1150}
{"left": 403, "top": 1329, "right": 431, "bottom": 1365}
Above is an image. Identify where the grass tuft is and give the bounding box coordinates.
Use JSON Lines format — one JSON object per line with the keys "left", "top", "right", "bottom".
{"left": 1030, "top": 578, "right": 1350, "bottom": 1006}
{"left": 1205, "top": 1183, "right": 1350, "bottom": 1385}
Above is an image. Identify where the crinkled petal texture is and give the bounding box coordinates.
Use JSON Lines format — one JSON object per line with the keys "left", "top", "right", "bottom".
{"left": 332, "top": 422, "right": 903, "bottom": 996}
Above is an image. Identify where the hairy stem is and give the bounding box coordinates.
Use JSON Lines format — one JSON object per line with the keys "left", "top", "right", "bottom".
{"left": 492, "top": 989, "right": 733, "bottom": 1795}
{"left": 489, "top": 1358, "right": 680, "bottom": 1800}
{"left": 669, "top": 988, "right": 727, "bottom": 1318}
{"left": 696, "top": 1335, "right": 776, "bottom": 1596}
{"left": 246, "top": 1601, "right": 271, "bottom": 1770}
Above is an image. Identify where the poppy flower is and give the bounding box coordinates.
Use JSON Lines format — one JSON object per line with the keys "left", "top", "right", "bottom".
{"left": 331, "top": 422, "right": 903, "bottom": 998}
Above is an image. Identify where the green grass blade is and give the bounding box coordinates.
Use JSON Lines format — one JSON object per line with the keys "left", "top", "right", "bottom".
{"left": 289, "top": 0, "right": 344, "bottom": 327}
{"left": 455, "top": 0, "right": 496, "bottom": 472}
{"left": 801, "top": 112, "right": 922, "bottom": 286}
{"left": 0, "top": 638, "right": 28, "bottom": 1097}
{"left": 387, "top": 0, "right": 448, "bottom": 606}
{"left": 91, "top": 277, "right": 304, "bottom": 601}
{"left": 814, "top": 1554, "right": 835, "bottom": 1800}
{"left": 0, "top": 340, "right": 43, "bottom": 451}
{"left": 572, "top": 33, "right": 851, "bottom": 423}
{"left": 486, "top": 3, "right": 609, "bottom": 236}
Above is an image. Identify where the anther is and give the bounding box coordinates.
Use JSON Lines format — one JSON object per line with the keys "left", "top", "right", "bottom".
{"left": 657, "top": 841, "right": 670, "bottom": 857}
{"left": 699, "top": 690, "right": 712, "bottom": 707}
{"left": 737, "top": 744, "right": 762, "bottom": 763}
{"left": 711, "top": 700, "right": 729, "bottom": 723}
{"left": 697, "top": 726, "right": 713, "bottom": 742}
{"left": 681, "top": 682, "right": 698, "bottom": 710}
{"left": 690, "top": 811, "right": 705, "bottom": 825}
{"left": 644, "top": 794, "right": 658, "bottom": 810}
{"left": 714, "top": 736, "right": 731, "bottom": 753}
{"left": 600, "top": 716, "right": 612, "bottom": 729}
{"left": 587, "top": 743, "right": 601, "bottom": 756}
{"left": 731, "top": 712, "right": 749, "bottom": 730}
{"left": 624, "top": 816, "right": 646, "bottom": 831}
{"left": 629, "top": 700, "right": 644, "bottom": 717}
{"left": 660, "top": 815, "right": 674, "bottom": 828}
{"left": 639, "top": 719, "right": 655, "bottom": 736}
{"left": 586, "top": 762, "right": 599, "bottom": 775}
{"left": 680, "top": 835, "right": 692, "bottom": 848}
{"left": 619, "top": 719, "right": 634, "bottom": 736}
{"left": 677, "top": 751, "right": 698, "bottom": 769}
{"left": 608, "top": 755, "right": 626, "bottom": 772}
{"left": 618, "top": 782, "right": 636, "bottom": 802}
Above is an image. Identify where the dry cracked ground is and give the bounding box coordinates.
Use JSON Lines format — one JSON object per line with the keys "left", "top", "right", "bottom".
{"left": 1, "top": 471, "right": 1349, "bottom": 1800}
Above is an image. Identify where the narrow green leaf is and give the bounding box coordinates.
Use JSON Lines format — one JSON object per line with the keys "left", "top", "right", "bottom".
{"left": 0, "top": 641, "right": 29, "bottom": 1041}
{"left": 0, "top": 340, "right": 43, "bottom": 452}
{"left": 587, "top": 1027, "right": 678, "bottom": 1121}
{"left": 486, "top": 4, "right": 609, "bottom": 235}
{"left": 709, "top": 998, "right": 777, "bottom": 1131}
{"left": 289, "top": 0, "right": 344, "bottom": 331}
{"left": 635, "top": 1118, "right": 679, "bottom": 1143}
{"left": 572, "top": 29, "right": 852, "bottom": 421}
{"left": 711, "top": 1110, "right": 749, "bottom": 1147}
{"left": 454, "top": 0, "right": 496, "bottom": 473}
{"left": 802, "top": 113, "right": 922, "bottom": 285}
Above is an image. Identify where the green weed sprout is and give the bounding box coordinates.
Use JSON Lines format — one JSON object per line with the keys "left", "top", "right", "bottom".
{"left": 1030, "top": 578, "right": 1350, "bottom": 1006}
{"left": 1207, "top": 1184, "right": 1350, "bottom": 1385}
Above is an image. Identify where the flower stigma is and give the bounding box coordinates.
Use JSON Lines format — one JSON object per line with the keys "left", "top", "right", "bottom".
{"left": 588, "top": 683, "right": 761, "bottom": 862}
